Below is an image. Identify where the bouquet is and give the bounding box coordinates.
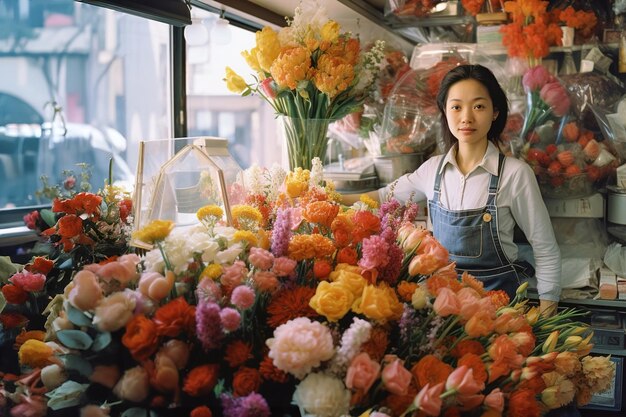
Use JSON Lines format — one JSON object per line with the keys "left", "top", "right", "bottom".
{"left": 1, "top": 159, "right": 615, "bottom": 417}
{"left": 224, "top": 0, "right": 385, "bottom": 170}
{"left": 517, "top": 65, "right": 620, "bottom": 197}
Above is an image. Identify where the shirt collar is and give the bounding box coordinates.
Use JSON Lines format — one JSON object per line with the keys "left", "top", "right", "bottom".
{"left": 438, "top": 142, "right": 501, "bottom": 176}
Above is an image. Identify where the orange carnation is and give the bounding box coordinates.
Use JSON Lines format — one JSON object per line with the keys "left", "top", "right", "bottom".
{"left": 508, "top": 388, "right": 542, "bottom": 417}
{"left": 411, "top": 354, "right": 453, "bottom": 389}
{"left": 450, "top": 339, "right": 486, "bottom": 358}
{"left": 397, "top": 281, "right": 418, "bottom": 302}
{"left": 457, "top": 353, "right": 488, "bottom": 384}
{"left": 303, "top": 200, "right": 339, "bottom": 228}
{"left": 336, "top": 246, "right": 358, "bottom": 265}
{"left": 154, "top": 297, "right": 196, "bottom": 337}
{"left": 224, "top": 340, "right": 253, "bottom": 368}
{"left": 360, "top": 326, "right": 389, "bottom": 362}
{"left": 122, "top": 314, "right": 159, "bottom": 361}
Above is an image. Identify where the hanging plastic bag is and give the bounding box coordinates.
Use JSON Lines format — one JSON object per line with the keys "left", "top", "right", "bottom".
{"left": 604, "top": 242, "right": 626, "bottom": 278}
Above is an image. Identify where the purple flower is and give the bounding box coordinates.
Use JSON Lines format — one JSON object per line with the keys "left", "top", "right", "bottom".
{"left": 221, "top": 393, "right": 270, "bottom": 417}
{"left": 271, "top": 208, "right": 292, "bottom": 257}
{"left": 195, "top": 299, "right": 223, "bottom": 350}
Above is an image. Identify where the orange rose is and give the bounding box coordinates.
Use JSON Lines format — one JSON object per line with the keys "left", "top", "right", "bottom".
{"left": 183, "top": 364, "right": 219, "bottom": 397}
{"left": 232, "top": 367, "right": 262, "bottom": 397}
{"left": 57, "top": 214, "right": 83, "bottom": 238}
{"left": 122, "top": 315, "right": 159, "bottom": 361}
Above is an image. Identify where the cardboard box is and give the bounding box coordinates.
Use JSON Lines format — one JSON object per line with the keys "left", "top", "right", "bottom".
{"left": 543, "top": 193, "right": 604, "bottom": 218}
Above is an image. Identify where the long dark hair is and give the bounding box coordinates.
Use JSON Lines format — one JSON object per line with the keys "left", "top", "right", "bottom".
{"left": 436, "top": 64, "right": 509, "bottom": 152}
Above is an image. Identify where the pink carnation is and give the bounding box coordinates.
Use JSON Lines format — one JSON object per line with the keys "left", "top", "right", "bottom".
{"left": 9, "top": 271, "right": 46, "bottom": 292}
{"left": 220, "top": 307, "right": 242, "bottom": 332}
{"left": 252, "top": 271, "right": 279, "bottom": 292}
{"left": 230, "top": 285, "right": 255, "bottom": 310}
{"left": 220, "top": 260, "right": 248, "bottom": 288}
{"left": 248, "top": 247, "right": 274, "bottom": 270}
{"left": 272, "top": 256, "right": 297, "bottom": 277}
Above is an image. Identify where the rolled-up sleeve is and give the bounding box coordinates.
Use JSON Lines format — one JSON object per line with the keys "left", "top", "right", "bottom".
{"left": 510, "top": 163, "right": 562, "bottom": 301}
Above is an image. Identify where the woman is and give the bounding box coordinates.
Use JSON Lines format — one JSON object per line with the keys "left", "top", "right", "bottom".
{"left": 345, "top": 64, "right": 561, "bottom": 316}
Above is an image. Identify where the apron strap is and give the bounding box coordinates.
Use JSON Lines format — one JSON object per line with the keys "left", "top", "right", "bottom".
{"left": 432, "top": 156, "right": 447, "bottom": 204}
{"left": 486, "top": 153, "right": 506, "bottom": 206}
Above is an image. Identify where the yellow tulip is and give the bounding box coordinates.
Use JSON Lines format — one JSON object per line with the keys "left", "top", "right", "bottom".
{"left": 224, "top": 67, "right": 247, "bottom": 94}
{"left": 256, "top": 27, "right": 281, "bottom": 73}
{"left": 542, "top": 330, "right": 560, "bottom": 353}
{"left": 320, "top": 20, "right": 340, "bottom": 42}
{"left": 241, "top": 47, "right": 262, "bottom": 74}
{"left": 525, "top": 306, "right": 541, "bottom": 325}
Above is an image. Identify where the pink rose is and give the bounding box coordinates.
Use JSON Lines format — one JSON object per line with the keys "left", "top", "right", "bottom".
{"left": 68, "top": 270, "right": 103, "bottom": 311}
{"left": 230, "top": 285, "right": 255, "bottom": 310}
{"left": 113, "top": 366, "right": 150, "bottom": 403}
{"left": 272, "top": 256, "right": 297, "bottom": 277}
{"left": 345, "top": 352, "right": 381, "bottom": 393}
{"left": 252, "top": 270, "right": 279, "bottom": 292}
{"left": 220, "top": 307, "right": 241, "bottom": 331}
{"left": 92, "top": 291, "right": 136, "bottom": 332}
{"left": 432, "top": 287, "right": 461, "bottom": 317}
{"left": 89, "top": 364, "right": 121, "bottom": 389}
{"left": 522, "top": 65, "right": 552, "bottom": 93}
{"left": 413, "top": 382, "right": 444, "bottom": 416}
{"left": 84, "top": 254, "right": 141, "bottom": 286}
{"left": 401, "top": 226, "right": 429, "bottom": 253}
{"left": 484, "top": 388, "right": 504, "bottom": 412}
{"left": 9, "top": 271, "right": 46, "bottom": 292}
{"left": 248, "top": 247, "right": 274, "bottom": 270}
{"left": 540, "top": 82, "right": 570, "bottom": 117}
{"left": 381, "top": 357, "right": 412, "bottom": 395}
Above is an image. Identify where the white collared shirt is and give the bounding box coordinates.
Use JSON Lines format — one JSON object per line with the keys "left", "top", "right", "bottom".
{"left": 380, "top": 142, "right": 562, "bottom": 301}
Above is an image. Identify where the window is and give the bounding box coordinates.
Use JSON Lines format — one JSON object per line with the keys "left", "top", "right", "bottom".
{"left": 185, "top": 8, "right": 282, "bottom": 170}
{"left": 0, "top": 0, "right": 172, "bottom": 212}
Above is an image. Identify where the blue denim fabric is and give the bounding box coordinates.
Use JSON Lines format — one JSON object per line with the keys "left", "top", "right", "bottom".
{"left": 429, "top": 154, "right": 532, "bottom": 299}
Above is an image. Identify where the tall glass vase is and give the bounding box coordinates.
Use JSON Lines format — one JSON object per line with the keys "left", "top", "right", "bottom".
{"left": 280, "top": 116, "right": 332, "bottom": 171}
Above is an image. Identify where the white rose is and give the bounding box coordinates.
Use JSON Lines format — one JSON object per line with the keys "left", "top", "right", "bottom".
{"left": 292, "top": 373, "right": 351, "bottom": 417}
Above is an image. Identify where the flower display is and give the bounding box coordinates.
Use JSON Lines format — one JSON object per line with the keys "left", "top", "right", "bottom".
{"left": 224, "top": 0, "right": 385, "bottom": 170}
{"left": 517, "top": 65, "right": 620, "bottom": 197}
{"left": 0, "top": 158, "right": 615, "bottom": 417}
{"left": 556, "top": 6, "right": 598, "bottom": 40}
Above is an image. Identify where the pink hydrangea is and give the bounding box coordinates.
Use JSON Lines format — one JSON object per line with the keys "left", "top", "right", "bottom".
{"left": 230, "top": 285, "right": 255, "bottom": 310}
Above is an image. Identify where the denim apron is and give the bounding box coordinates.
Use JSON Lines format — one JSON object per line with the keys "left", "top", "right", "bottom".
{"left": 428, "top": 153, "right": 534, "bottom": 299}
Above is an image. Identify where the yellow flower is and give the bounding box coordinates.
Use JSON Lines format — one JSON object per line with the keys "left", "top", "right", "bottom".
{"left": 541, "top": 372, "right": 576, "bottom": 409}
{"left": 255, "top": 27, "right": 281, "bottom": 73}
{"left": 256, "top": 228, "right": 271, "bottom": 250}
{"left": 197, "top": 205, "right": 223, "bottom": 221}
{"left": 310, "top": 234, "right": 335, "bottom": 258}
{"left": 324, "top": 180, "right": 341, "bottom": 203}
{"left": 285, "top": 168, "right": 310, "bottom": 198}
{"left": 233, "top": 230, "right": 258, "bottom": 247}
{"left": 525, "top": 306, "right": 541, "bottom": 325}
{"left": 313, "top": 54, "right": 355, "bottom": 98}
{"left": 270, "top": 47, "right": 312, "bottom": 90}
{"left": 354, "top": 283, "right": 403, "bottom": 322}
{"left": 411, "top": 285, "right": 429, "bottom": 310}
{"left": 309, "top": 281, "right": 354, "bottom": 322}
{"left": 542, "top": 330, "right": 560, "bottom": 353}
{"left": 132, "top": 219, "right": 174, "bottom": 244}
{"left": 582, "top": 355, "right": 615, "bottom": 393}
{"left": 359, "top": 194, "right": 378, "bottom": 209}
{"left": 18, "top": 339, "right": 53, "bottom": 368}
{"left": 200, "top": 263, "right": 223, "bottom": 280}
{"left": 231, "top": 204, "right": 263, "bottom": 230}
{"left": 330, "top": 269, "right": 366, "bottom": 298}
{"left": 320, "top": 20, "right": 340, "bottom": 43}
{"left": 242, "top": 47, "right": 262, "bottom": 74}
{"left": 554, "top": 352, "right": 582, "bottom": 377}
{"left": 288, "top": 235, "right": 316, "bottom": 260}
{"left": 224, "top": 67, "right": 248, "bottom": 94}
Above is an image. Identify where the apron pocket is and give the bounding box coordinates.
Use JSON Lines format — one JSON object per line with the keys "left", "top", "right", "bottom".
{"left": 440, "top": 224, "right": 483, "bottom": 258}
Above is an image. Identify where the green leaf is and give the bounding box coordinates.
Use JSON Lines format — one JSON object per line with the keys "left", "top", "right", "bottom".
{"left": 56, "top": 330, "right": 93, "bottom": 350}
{"left": 0, "top": 255, "right": 20, "bottom": 281}
{"left": 66, "top": 304, "right": 93, "bottom": 327}
{"left": 91, "top": 331, "right": 112, "bottom": 352}
{"left": 61, "top": 354, "right": 93, "bottom": 378}
{"left": 40, "top": 209, "right": 57, "bottom": 227}
{"left": 0, "top": 292, "right": 6, "bottom": 314}
{"left": 121, "top": 408, "right": 150, "bottom": 417}
{"left": 45, "top": 380, "right": 89, "bottom": 410}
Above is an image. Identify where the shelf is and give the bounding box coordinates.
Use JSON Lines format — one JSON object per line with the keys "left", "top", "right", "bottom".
{"left": 592, "top": 347, "right": 626, "bottom": 356}
{"left": 387, "top": 15, "right": 474, "bottom": 28}
{"left": 527, "top": 291, "right": 626, "bottom": 309}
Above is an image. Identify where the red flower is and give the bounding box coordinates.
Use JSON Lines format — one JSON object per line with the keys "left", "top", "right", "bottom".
{"left": 1, "top": 284, "right": 28, "bottom": 304}
{"left": 57, "top": 215, "right": 83, "bottom": 238}
{"left": 154, "top": 297, "right": 196, "bottom": 337}
{"left": 118, "top": 199, "right": 133, "bottom": 222}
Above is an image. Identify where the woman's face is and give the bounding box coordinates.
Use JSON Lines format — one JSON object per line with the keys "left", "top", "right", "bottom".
{"left": 444, "top": 79, "right": 498, "bottom": 148}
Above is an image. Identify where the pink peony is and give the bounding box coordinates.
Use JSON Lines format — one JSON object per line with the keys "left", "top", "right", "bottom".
{"left": 9, "top": 271, "right": 46, "bottom": 292}
{"left": 230, "top": 285, "right": 256, "bottom": 310}
{"left": 272, "top": 256, "right": 297, "bottom": 277}
{"left": 381, "top": 357, "right": 412, "bottom": 395}
{"left": 68, "top": 270, "right": 103, "bottom": 311}
{"left": 266, "top": 317, "right": 335, "bottom": 379}
{"left": 248, "top": 247, "right": 274, "bottom": 270}
{"left": 345, "top": 352, "right": 380, "bottom": 393}
{"left": 220, "top": 307, "right": 242, "bottom": 332}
